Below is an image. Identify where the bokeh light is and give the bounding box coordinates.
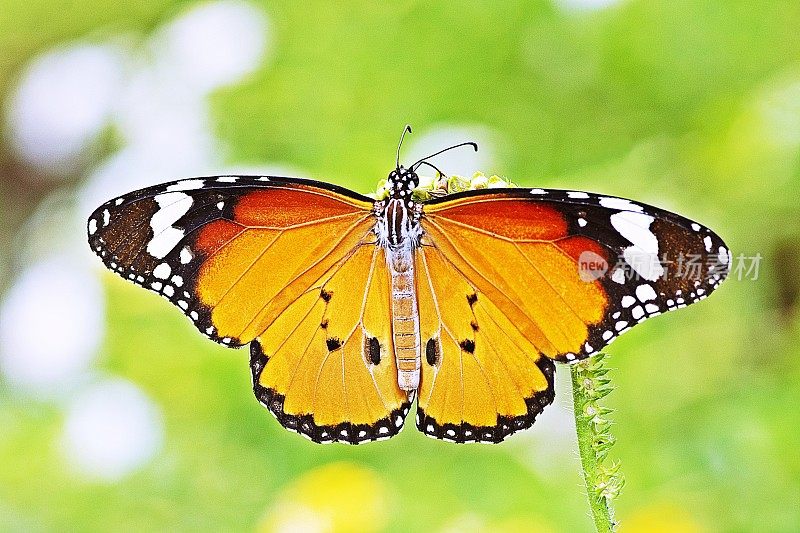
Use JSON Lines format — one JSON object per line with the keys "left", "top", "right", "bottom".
{"left": 0, "top": 255, "right": 103, "bottom": 395}
{"left": 405, "top": 125, "right": 497, "bottom": 178}
{"left": 258, "top": 462, "right": 392, "bottom": 533}
{"left": 555, "top": 0, "right": 622, "bottom": 12}
{"left": 60, "top": 378, "right": 163, "bottom": 481}
{"left": 6, "top": 43, "right": 124, "bottom": 176}
{"left": 156, "top": 0, "right": 270, "bottom": 93}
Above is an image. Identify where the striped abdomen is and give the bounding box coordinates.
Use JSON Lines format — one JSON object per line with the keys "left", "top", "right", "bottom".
{"left": 387, "top": 247, "right": 420, "bottom": 391}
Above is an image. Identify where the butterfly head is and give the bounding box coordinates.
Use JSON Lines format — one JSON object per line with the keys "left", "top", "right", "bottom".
{"left": 386, "top": 165, "right": 419, "bottom": 206}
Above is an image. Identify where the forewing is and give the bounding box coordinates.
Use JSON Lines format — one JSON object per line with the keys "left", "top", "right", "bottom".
{"left": 87, "top": 176, "right": 375, "bottom": 347}
{"left": 421, "top": 188, "right": 730, "bottom": 362}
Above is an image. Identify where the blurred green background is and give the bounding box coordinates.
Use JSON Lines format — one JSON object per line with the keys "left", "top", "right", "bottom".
{"left": 1, "top": 1, "right": 799, "bottom": 532}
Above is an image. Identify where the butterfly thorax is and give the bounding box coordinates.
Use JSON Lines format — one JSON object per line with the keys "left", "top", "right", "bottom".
{"left": 374, "top": 166, "right": 423, "bottom": 392}
{"left": 376, "top": 166, "right": 422, "bottom": 249}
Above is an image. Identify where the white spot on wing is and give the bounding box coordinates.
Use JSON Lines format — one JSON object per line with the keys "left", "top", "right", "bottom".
{"left": 599, "top": 197, "right": 644, "bottom": 212}
{"left": 621, "top": 295, "right": 636, "bottom": 308}
{"left": 530, "top": 188, "right": 547, "bottom": 195}
{"left": 578, "top": 217, "right": 587, "bottom": 227}
{"left": 147, "top": 191, "right": 192, "bottom": 258}
{"left": 611, "top": 268, "right": 625, "bottom": 284}
{"left": 179, "top": 246, "right": 193, "bottom": 264}
{"left": 610, "top": 211, "right": 664, "bottom": 281}
{"left": 153, "top": 263, "right": 171, "bottom": 280}
{"left": 704, "top": 235, "right": 712, "bottom": 252}
{"left": 635, "top": 284, "right": 657, "bottom": 302}
{"left": 166, "top": 179, "right": 204, "bottom": 191}
{"left": 216, "top": 176, "right": 237, "bottom": 182}
{"left": 88, "top": 218, "right": 98, "bottom": 235}
{"left": 148, "top": 228, "right": 184, "bottom": 259}
{"left": 102, "top": 209, "right": 111, "bottom": 226}
{"left": 567, "top": 191, "right": 590, "bottom": 199}
{"left": 718, "top": 246, "right": 729, "bottom": 266}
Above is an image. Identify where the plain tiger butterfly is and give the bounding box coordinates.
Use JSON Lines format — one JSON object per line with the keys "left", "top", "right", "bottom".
{"left": 87, "top": 127, "right": 729, "bottom": 444}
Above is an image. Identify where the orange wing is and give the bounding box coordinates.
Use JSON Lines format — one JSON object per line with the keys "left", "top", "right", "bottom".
{"left": 89, "top": 176, "right": 409, "bottom": 443}
{"left": 414, "top": 188, "right": 729, "bottom": 441}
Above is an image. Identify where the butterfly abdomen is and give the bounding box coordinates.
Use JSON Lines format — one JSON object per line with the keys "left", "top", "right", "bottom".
{"left": 387, "top": 246, "right": 421, "bottom": 391}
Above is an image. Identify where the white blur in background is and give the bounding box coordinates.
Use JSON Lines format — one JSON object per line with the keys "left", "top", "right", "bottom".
{"left": 6, "top": 44, "right": 125, "bottom": 177}
{"left": 80, "top": 0, "right": 271, "bottom": 216}
{"left": 405, "top": 125, "right": 497, "bottom": 177}
{"left": 757, "top": 75, "right": 800, "bottom": 149}
{"left": 555, "top": 0, "right": 623, "bottom": 12}
{"left": 61, "top": 379, "right": 163, "bottom": 481}
{"left": 156, "top": 0, "right": 269, "bottom": 93}
{"left": 512, "top": 367, "right": 581, "bottom": 477}
{"left": 0, "top": 255, "right": 103, "bottom": 396}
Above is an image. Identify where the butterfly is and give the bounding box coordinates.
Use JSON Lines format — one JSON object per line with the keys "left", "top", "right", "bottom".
{"left": 87, "top": 127, "right": 730, "bottom": 444}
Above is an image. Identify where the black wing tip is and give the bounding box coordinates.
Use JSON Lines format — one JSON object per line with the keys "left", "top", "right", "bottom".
{"left": 88, "top": 225, "right": 243, "bottom": 350}
{"left": 249, "top": 342, "right": 410, "bottom": 445}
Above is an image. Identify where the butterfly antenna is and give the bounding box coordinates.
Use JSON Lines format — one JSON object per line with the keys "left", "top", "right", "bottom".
{"left": 396, "top": 125, "right": 412, "bottom": 169}
{"left": 410, "top": 141, "right": 478, "bottom": 171}
{"left": 415, "top": 160, "right": 447, "bottom": 178}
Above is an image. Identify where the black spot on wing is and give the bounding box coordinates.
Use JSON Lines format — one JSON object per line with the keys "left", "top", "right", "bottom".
{"left": 425, "top": 338, "right": 440, "bottom": 366}
{"left": 326, "top": 337, "right": 342, "bottom": 351}
{"left": 459, "top": 339, "right": 475, "bottom": 354}
{"left": 368, "top": 337, "right": 381, "bottom": 365}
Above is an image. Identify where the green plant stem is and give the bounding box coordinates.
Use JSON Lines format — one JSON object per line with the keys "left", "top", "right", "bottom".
{"left": 571, "top": 362, "right": 616, "bottom": 533}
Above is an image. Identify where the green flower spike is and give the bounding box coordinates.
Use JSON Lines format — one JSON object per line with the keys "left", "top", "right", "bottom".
{"left": 572, "top": 353, "right": 624, "bottom": 532}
